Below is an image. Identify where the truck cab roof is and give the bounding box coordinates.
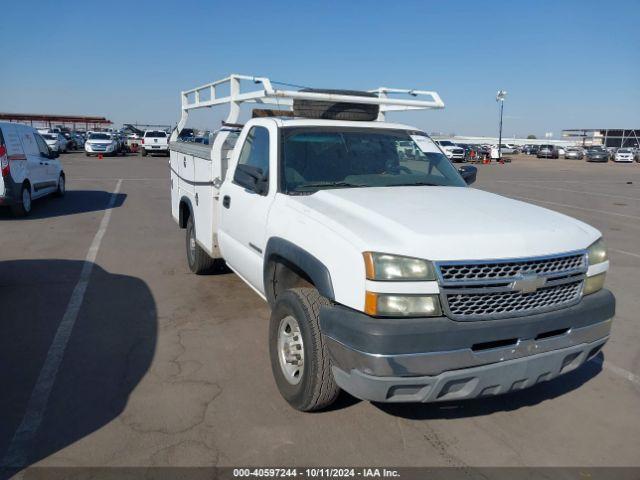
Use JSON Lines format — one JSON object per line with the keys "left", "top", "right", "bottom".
{"left": 265, "top": 118, "right": 421, "bottom": 132}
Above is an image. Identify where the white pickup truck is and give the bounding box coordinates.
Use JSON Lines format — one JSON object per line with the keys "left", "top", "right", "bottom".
{"left": 169, "top": 75, "right": 614, "bottom": 411}
{"left": 141, "top": 130, "right": 169, "bottom": 156}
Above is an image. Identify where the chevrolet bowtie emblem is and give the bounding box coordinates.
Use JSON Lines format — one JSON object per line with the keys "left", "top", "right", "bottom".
{"left": 511, "top": 273, "right": 547, "bottom": 294}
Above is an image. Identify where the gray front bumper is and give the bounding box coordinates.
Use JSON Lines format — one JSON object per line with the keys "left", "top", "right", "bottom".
{"left": 331, "top": 337, "right": 607, "bottom": 403}
{"left": 321, "top": 289, "right": 614, "bottom": 402}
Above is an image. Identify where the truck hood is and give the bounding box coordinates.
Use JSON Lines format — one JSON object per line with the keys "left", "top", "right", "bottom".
{"left": 286, "top": 186, "right": 600, "bottom": 261}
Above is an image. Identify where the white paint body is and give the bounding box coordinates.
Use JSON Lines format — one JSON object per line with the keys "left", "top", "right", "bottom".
{"left": 170, "top": 117, "right": 604, "bottom": 312}
{"left": 0, "top": 122, "right": 63, "bottom": 203}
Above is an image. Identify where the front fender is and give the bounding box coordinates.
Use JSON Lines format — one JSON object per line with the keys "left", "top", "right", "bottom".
{"left": 263, "top": 237, "right": 335, "bottom": 304}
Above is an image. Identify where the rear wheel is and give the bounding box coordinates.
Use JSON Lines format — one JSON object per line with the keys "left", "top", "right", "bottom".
{"left": 185, "top": 216, "right": 217, "bottom": 274}
{"left": 141, "top": 148, "right": 147, "bottom": 157}
{"left": 269, "top": 288, "right": 340, "bottom": 411}
{"left": 11, "top": 184, "right": 32, "bottom": 217}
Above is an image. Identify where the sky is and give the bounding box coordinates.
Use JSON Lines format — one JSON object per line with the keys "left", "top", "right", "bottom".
{"left": 1, "top": 0, "right": 639, "bottom": 138}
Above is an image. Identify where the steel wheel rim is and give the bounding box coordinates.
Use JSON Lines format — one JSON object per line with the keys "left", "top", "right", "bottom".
{"left": 22, "top": 188, "right": 31, "bottom": 212}
{"left": 277, "top": 315, "right": 304, "bottom": 385}
{"left": 188, "top": 227, "right": 196, "bottom": 263}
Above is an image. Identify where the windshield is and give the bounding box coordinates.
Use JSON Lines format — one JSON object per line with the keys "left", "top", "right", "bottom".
{"left": 281, "top": 128, "right": 466, "bottom": 194}
{"left": 145, "top": 131, "right": 167, "bottom": 138}
{"left": 89, "top": 133, "right": 110, "bottom": 140}
{"left": 437, "top": 141, "right": 455, "bottom": 147}
{"left": 618, "top": 149, "right": 631, "bottom": 153}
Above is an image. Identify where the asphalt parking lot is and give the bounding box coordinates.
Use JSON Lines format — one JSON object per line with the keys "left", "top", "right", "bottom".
{"left": 1, "top": 152, "right": 639, "bottom": 471}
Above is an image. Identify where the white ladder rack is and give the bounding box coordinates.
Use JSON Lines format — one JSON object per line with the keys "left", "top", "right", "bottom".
{"left": 172, "top": 74, "right": 444, "bottom": 139}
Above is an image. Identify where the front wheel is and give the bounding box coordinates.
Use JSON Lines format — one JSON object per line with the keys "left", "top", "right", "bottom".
{"left": 55, "top": 174, "right": 65, "bottom": 197}
{"left": 269, "top": 288, "right": 340, "bottom": 411}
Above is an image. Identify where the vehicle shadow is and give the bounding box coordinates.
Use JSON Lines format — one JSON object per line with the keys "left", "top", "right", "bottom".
{"left": 372, "top": 354, "right": 603, "bottom": 420}
{"left": 0, "top": 259, "right": 156, "bottom": 478}
{"left": 0, "top": 190, "right": 126, "bottom": 220}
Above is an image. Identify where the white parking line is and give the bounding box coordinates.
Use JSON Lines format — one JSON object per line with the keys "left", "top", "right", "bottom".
{"left": 610, "top": 248, "right": 640, "bottom": 259}
{"left": 499, "top": 194, "right": 640, "bottom": 221}
{"left": 593, "top": 357, "right": 640, "bottom": 387}
{"left": 493, "top": 181, "right": 640, "bottom": 202}
{"left": 1, "top": 179, "right": 123, "bottom": 468}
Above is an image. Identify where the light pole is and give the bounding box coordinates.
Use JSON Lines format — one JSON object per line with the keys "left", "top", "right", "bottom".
{"left": 496, "top": 90, "right": 507, "bottom": 161}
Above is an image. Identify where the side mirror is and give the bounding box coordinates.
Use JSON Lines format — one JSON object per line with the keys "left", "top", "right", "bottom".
{"left": 234, "top": 164, "right": 268, "bottom": 195}
{"left": 458, "top": 165, "right": 477, "bottom": 185}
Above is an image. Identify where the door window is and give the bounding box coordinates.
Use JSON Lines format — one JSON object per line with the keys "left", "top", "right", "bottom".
{"left": 237, "top": 126, "right": 270, "bottom": 176}
{"left": 34, "top": 134, "right": 50, "bottom": 156}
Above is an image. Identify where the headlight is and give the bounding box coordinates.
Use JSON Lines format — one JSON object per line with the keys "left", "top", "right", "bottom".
{"left": 584, "top": 238, "right": 608, "bottom": 295}
{"left": 363, "top": 252, "right": 436, "bottom": 281}
{"left": 583, "top": 273, "right": 606, "bottom": 295}
{"left": 365, "top": 292, "right": 442, "bottom": 317}
{"left": 587, "top": 238, "right": 608, "bottom": 265}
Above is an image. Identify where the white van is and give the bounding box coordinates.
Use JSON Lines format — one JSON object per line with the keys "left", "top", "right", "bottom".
{"left": 0, "top": 122, "right": 65, "bottom": 216}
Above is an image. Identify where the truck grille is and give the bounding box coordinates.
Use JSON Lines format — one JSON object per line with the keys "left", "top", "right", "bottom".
{"left": 436, "top": 252, "right": 587, "bottom": 321}
{"left": 439, "top": 253, "right": 585, "bottom": 283}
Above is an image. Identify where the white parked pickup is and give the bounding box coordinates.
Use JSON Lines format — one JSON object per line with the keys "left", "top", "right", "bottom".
{"left": 141, "top": 130, "right": 169, "bottom": 156}
{"left": 169, "top": 75, "right": 615, "bottom": 411}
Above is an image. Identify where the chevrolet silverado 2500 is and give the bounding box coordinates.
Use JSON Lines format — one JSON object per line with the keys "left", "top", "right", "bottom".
{"left": 169, "top": 75, "right": 614, "bottom": 411}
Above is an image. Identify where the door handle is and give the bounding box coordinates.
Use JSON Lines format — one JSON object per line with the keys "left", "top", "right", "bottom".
{"left": 223, "top": 195, "right": 231, "bottom": 209}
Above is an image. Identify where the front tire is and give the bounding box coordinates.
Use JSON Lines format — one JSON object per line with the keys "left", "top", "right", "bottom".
{"left": 55, "top": 174, "right": 65, "bottom": 197}
{"left": 269, "top": 288, "right": 340, "bottom": 411}
{"left": 185, "top": 216, "right": 217, "bottom": 274}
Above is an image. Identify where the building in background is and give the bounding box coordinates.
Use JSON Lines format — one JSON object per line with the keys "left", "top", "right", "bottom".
{"left": 562, "top": 129, "right": 640, "bottom": 148}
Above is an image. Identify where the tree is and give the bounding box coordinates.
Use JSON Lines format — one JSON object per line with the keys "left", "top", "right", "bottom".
{"left": 527, "top": 134, "right": 537, "bottom": 139}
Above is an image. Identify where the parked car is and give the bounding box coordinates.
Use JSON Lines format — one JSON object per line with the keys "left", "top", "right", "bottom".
{"left": 71, "top": 133, "right": 85, "bottom": 149}
{"left": 435, "top": 140, "right": 465, "bottom": 162}
{"left": 497, "top": 144, "right": 517, "bottom": 154}
{"left": 0, "top": 121, "right": 65, "bottom": 216}
{"left": 613, "top": 148, "right": 634, "bottom": 163}
{"left": 585, "top": 148, "right": 609, "bottom": 163}
{"left": 564, "top": 147, "right": 584, "bottom": 160}
{"left": 557, "top": 147, "right": 566, "bottom": 156}
{"left": 85, "top": 132, "right": 119, "bottom": 156}
{"left": 41, "top": 133, "right": 68, "bottom": 153}
{"left": 141, "top": 130, "right": 169, "bottom": 156}
{"left": 169, "top": 75, "right": 614, "bottom": 411}
{"left": 537, "top": 144, "right": 559, "bottom": 158}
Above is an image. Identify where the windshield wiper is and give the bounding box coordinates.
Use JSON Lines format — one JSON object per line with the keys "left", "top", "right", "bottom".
{"left": 390, "top": 181, "right": 439, "bottom": 187}
{"left": 294, "top": 181, "right": 367, "bottom": 191}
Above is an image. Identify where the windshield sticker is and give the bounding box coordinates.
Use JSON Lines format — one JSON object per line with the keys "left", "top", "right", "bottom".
{"left": 410, "top": 135, "right": 441, "bottom": 153}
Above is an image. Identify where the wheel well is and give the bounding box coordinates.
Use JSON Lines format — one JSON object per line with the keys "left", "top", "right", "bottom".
{"left": 265, "top": 256, "right": 315, "bottom": 305}
{"left": 23, "top": 179, "right": 31, "bottom": 192}
{"left": 179, "top": 199, "right": 191, "bottom": 228}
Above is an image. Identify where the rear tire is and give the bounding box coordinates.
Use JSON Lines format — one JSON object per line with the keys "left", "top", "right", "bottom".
{"left": 11, "top": 184, "right": 32, "bottom": 217}
{"left": 185, "top": 216, "right": 218, "bottom": 274}
{"left": 269, "top": 288, "right": 340, "bottom": 411}
{"left": 141, "top": 148, "right": 147, "bottom": 157}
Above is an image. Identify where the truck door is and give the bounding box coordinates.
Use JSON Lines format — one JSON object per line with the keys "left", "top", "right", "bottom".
{"left": 218, "top": 124, "right": 275, "bottom": 292}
